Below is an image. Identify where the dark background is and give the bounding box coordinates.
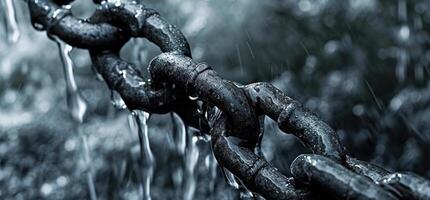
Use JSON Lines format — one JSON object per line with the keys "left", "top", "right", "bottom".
{"left": 0, "top": 0, "right": 429, "bottom": 199}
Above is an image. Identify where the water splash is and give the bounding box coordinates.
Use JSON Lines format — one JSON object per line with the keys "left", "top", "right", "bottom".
{"left": 171, "top": 112, "right": 187, "bottom": 155}
{"left": 111, "top": 90, "right": 127, "bottom": 110}
{"left": 2, "top": 0, "right": 20, "bottom": 43}
{"left": 131, "top": 110, "right": 154, "bottom": 200}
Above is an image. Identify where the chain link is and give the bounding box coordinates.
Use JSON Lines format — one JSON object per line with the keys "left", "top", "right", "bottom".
{"left": 25, "top": 0, "right": 430, "bottom": 199}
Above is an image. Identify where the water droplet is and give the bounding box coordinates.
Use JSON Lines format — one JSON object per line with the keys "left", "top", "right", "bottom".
{"left": 64, "top": 139, "right": 77, "bottom": 151}
{"left": 188, "top": 95, "right": 199, "bottom": 101}
{"left": 107, "top": 0, "right": 123, "bottom": 7}
{"left": 46, "top": 5, "right": 71, "bottom": 33}
{"left": 111, "top": 90, "right": 127, "bottom": 110}
{"left": 56, "top": 176, "right": 69, "bottom": 187}
{"left": 118, "top": 69, "right": 146, "bottom": 87}
{"left": 32, "top": 22, "right": 45, "bottom": 31}
{"left": 398, "top": 25, "right": 410, "bottom": 41}
{"left": 40, "top": 183, "right": 54, "bottom": 196}
{"left": 240, "top": 189, "right": 254, "bottom": 199}
{"left": 134, "top": 5, "right": 144, "bottom": 18}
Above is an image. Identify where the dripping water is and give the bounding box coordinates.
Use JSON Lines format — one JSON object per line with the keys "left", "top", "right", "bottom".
{"left": 91, "top": 65, "right": 104, "bottom": 81}
{"left": 254, "top": 116, "right": 266, "bottom": 159}
{"left": 221, "top": 168, "right": 240, "bottom": 189}
{"left": 131, "top": 110, "right": 154, "bottom": 200}
{"left": 51, "top": 36, "right": 87, "bottom": 123}
{"left": 204, "top": 106, "right": 241, "bottom": 191}
{"left": 1, "top": 0, "right": 20, "bottom": 43}
{"left": 111, "top": 90, "right": 127, "bottom": 110}
{"left": 222, "top": 168, "right": 258, "bottom": 199}
{"left": 395, "top": 0, "right": 410, "bottom": 81}
{"left": 79, "top": 129, "right": 98, "bottom": 200}
{"left": 171, "top": 112, "right": 187, "bottom": 155}
{"left": 236, "top": 116, "right": 267, "bottom": 199}
{"left": 205, "top": 153, "right": 218, "bottom": 193}
{"left": 170, "top": 106, "right": 206, "bottom": 199}
{"left": 50, "top": 34, "right": 98, "bottom": 200}
{"left": 239, "top": 184, "right": 255, "bottom": 199}
{"left": 183, "top": 132, "right": 199, "bottom": 200}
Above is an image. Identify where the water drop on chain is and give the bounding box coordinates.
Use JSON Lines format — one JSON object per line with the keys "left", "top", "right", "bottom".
{"left": 111, "top": 90, "right": 127, "bottom": 110}
{"left": 32, "top": 22, "right": 45, "bottom": 31}
{"left": 188, "top": 95, "right": 199, "bottom": 101}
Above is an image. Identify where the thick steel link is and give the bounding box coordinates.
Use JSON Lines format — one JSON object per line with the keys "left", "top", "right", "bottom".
{"left": 291, "top": 154, "right": 398, "bottom": 200}
{"left": 210, "top": 113, "right": 321, "bottom": 200}
{"left": 345, "top": 156, "right": 430, "bottom": 200}
{"left": 149, "top": 53, "right": 260, "bottom": 145}
{"left": 28, "top": 0, "right": 128, "bottom": 50}
{"left": 24, "top": 0, "right": 430, "bottom": 199}
{"left": 243, "top": 82, "right": 346, "bottom": 163}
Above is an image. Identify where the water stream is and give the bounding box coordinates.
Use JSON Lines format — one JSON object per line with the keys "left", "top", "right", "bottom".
{"left": 2, "top": 0, "right": 20, "bottom": 43}
{"left": 171, "top": 112, "right": 187, "bottom": 155}
{"left": 183, "top": 132, "right": 199, "bottom": 200}
{"left": 51, "top": 24, "right": 97, "bottom": 200}
{"left": 79, "top": 129, "right": 98, "bottom": 200}
{"left": 131, "top": 110, "right": 154, "bottom": 200}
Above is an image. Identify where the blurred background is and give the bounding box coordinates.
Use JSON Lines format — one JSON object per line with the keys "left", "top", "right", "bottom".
{"left": 1, "top": 0, "right": 430, "bottom": 199}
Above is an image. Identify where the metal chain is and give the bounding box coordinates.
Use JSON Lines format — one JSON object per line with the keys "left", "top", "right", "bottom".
{"left": 25, "top": 0, "right": 430, "bottom": 199}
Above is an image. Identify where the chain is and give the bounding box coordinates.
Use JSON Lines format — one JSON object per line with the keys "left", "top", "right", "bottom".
{"left": 25, "top": 0, "right": 430, "bottom": 199}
